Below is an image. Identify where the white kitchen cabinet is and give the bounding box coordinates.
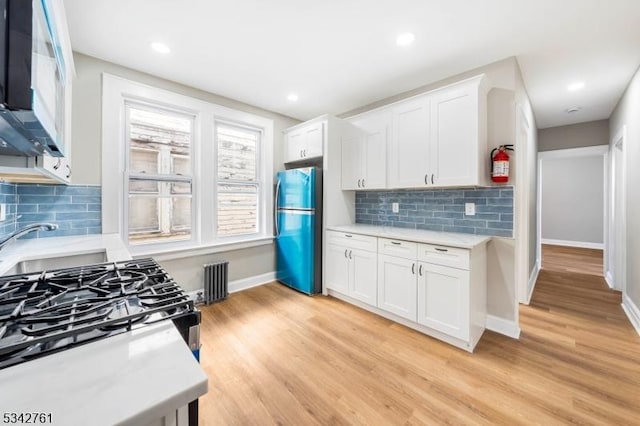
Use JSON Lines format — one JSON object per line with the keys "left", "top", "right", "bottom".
{"left": 385, "top": 74, "right": 489, "bottom": 189}
{"left": 349, "top": 248, "right": 377, "bottom": 305}
{"left": 377, "top": 254, "right": 417, "bottom": 321}
{"left": 417, "top": 262, "right": 469, "bottom": 340}
{"left": 325, "top": 243, "right": 350, "bottom": 294}
{"left": 324, "top": 226, "right": 488, "bottom": 352}
{"left": 388, "top": 96, "right": 431, "bottom": 188}
{"left": 342, "top": 112, "right": 388, "bottom": 190}
{"left": 325, "top": 232, "right": 377, "bottom": 305}
{"left": 285, "top": 122, "right": 324, "bottom": 163}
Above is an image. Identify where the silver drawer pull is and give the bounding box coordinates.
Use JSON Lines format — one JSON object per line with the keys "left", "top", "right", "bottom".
{"left": 435, "top": 248, "right": 448, "bottom": 252}
{"left": 391, "top": 241, "right": 401, "bottom": 245}
{"left": 345, "top": 234, "right": 353, "bottom": 238}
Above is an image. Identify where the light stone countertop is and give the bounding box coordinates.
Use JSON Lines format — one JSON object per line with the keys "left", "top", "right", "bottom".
{"left": 326, "top": 224, "right": 491, "bottom": 249}
{"left": 0, "top": 321, "right": 208, "bottom": 426}
{"left": 0, "top": 233, "right": 132, "bottom": 276}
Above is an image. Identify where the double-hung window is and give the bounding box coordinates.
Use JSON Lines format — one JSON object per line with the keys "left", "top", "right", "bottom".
{"left": 102, "top": 74, "right": 274, "bottom": 256}
{"left": 216, "top": 122, "right": 261, "bottom": 237}
{"left": 125, "top": 104, "right": 194, "bottom": 245}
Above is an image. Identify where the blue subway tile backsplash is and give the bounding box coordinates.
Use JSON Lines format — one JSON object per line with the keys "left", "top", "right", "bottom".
{"left": 0, "top": 184, "right": 102, "bottom": 240}
{"left": 355, "top": 187, "right": 514, "bottom": 237}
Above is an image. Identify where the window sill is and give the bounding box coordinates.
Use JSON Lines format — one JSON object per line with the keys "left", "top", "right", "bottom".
{"left": 130, "top": 236, "right": 274, "bottom": 261}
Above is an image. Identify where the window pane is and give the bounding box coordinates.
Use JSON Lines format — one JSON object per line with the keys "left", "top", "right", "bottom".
{"left": 217, "top": 124, "right": 258, "bottom": 181}
{"left": 128, "top": 179, "right": 191, "bottom": 245}
{"left": 217, "top": 184, "right": 258, "bottom": 236}
{"left": 128, "top": 106, "right": 192, "bottom": 175}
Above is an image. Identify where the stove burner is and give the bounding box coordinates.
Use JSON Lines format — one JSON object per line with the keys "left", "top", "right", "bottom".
{"left": 0, "top": 258, "right": 195, "bottom": 369}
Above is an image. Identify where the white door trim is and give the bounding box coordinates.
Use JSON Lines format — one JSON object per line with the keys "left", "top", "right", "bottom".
{"left": 606, "top": 126, "right": 627, "bottom": 292}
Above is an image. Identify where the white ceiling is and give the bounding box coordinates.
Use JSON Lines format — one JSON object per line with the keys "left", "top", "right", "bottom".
{"left": 65, "top": 0, "right": 640, "bottom": 129}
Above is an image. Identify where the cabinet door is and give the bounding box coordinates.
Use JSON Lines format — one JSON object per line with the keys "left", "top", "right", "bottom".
{"left": 304, "top": 122, "right": 324, "bottom": 158}
{"left": 325, "top": 244, "right": 350, "bottom": 294}
{"left": 430, "top": 85, "right": 477, "bottom": 186}
{"left": 377, "top": 254, "right": 417, "bottom": 321}
{"left": 349, "top": 248, "right": 377, "bottom": 306}
{"left": 389, "top": 97, "right": 431, "bottom": 188}
{"left": 341, "top": 134, "right": 364, "bottom": 190}
{"left": 417, "top": 262, "right": 469, "bottom": 340}
{"left": 362, "top": 125, "right": 387, "bottom": 189}
{"left": 285, "top": 130, "right": 305, "bottom": 162}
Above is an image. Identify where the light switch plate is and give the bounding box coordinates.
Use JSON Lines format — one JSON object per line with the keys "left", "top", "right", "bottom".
{"left": 465, "top": 202, "right": 475, "bottom": 216}
{"left": 392, "top": 202, "right": 399, "bottom": 213}
{"left": 0, "top": 203, "right": 6, "bottom": 221}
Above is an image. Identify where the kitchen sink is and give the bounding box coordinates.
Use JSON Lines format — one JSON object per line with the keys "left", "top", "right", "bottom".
{"left": 3, "top": 251, "right": 109, "bottom": 276}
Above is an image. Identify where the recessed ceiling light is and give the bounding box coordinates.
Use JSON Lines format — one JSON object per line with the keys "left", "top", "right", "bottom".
{"left": 396, "top": 32, "right": 415, "bottom": 47}
{"left": 151, "top": 42, "right": 171, "bottom": 54}
{"left": 287, "top": 93, "right": 299, "bottom": 102}
{"left": 566, "top": 106, "right": 581, "bottom": 113}
{"left": 567, "top": 82, "right": 585, "bottom": 91}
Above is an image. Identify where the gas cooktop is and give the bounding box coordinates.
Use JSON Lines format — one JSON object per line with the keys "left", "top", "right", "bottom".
{"left": 0, "top": 258, "right": 196, "bottom": 369}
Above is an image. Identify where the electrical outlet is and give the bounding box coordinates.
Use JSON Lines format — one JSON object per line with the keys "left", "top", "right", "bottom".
{"left": 392, "top": 202, "right": 399, "bottom": 213}
{"left": 465, "top": 202, "right": 476, "bottom": 216}
{"left": 0, "top": 204, "right": 6, "bottom": 221}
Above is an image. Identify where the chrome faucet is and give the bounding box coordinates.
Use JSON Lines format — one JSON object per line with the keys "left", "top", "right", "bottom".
{"left": 0, "top": 223, "right": 58, "bottom": 251}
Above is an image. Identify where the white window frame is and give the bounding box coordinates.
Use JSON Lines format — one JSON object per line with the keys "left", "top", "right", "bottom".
{"left": 102, "top": 74, "right": 274, "bottom": 257}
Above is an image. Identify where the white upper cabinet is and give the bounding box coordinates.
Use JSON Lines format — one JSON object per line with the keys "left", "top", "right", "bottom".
{"left": 342, "top": 111, "right": 389, "bottom": 190}
{"left": 376, "top": 74, "right": 488, "bottom": 189}
{"left": 285, "top": 121, "right": 324, "bottom": 163}
{"left": 388, "top": 96, "right": 431, "bottom": 188}
{"left": 429, "top": 81, "right": 483, "bottom": 187}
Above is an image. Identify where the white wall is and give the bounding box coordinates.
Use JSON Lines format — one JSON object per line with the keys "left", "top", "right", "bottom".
{"left": 538, "top": 120, "right": 609, "bottom": 152}
{"left": 541, "top": 153, "right": 605, "bottom": 246}
{"left": 71, "top": 53, "right": 300, "bottom": 290}
{"left": 609, "top": 64, "right": 640, "bottom": 324}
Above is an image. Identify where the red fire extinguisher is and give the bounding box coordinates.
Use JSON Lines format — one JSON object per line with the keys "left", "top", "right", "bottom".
{"left": 490, "top": 145, "right": 514, "bottom": 183}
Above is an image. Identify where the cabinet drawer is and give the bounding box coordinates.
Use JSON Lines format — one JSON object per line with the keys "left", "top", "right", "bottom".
{"left": 417, "top": 243, "right": 469, "bottom": 270}
{"left": 326, "top": 231, "right": 377, "bottom": 252}
{"left": 378, "top": 238, "right": 417, "bottom": 259}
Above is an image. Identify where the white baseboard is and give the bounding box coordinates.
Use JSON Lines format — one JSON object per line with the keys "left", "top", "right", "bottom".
{"left": 485, "top": 315, "right": 521, "bottom": 339}
{"left": 541, "top": 239, "right": 604, "bottom": 250}
{"left": 622, "top": 294, "right": 640, "bottom": 337}
{"left": 185, "top": 271, "right": 276, "bottom": 303}
{"left": 525, "top": 261, "right": 540, "bottom": 305}
{"left": 605, "top": 271, "right": 615, "bottom": 289}
{"left": 229, "top": 272, "right": 276, "bottom": 293}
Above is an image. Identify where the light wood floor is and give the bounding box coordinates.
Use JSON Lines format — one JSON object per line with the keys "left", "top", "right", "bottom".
{"left": 197, "top": 246, "right": 640, "bottom": 425}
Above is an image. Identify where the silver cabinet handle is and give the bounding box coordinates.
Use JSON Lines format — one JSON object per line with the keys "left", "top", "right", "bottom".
{"left": 300, "top": 150, "right": 303, "bottom": 157}
{"left": 349, "top": 250, "right": 352, "bottom": 259}
{"left": 53, "top": 158, "right": 62, "bottom": 170}
{"left": 391, "top": 241, "right": 401, "bottom": 245}
{"left": 344, "top": 249, "right": 348, "bottom": 258}
{"left": 345, "top": 234, "right": 353, "bottom": 238}
{"left": 431, "top": 174, "right": 434, "bottom": 184}
{"left": 419, "top": 265, "right": 423, "bottom": 276}
{"left": 362, "top": 179, "right": 365, "bottom": 187}
{"left": 435, "top": 248, "right": 448, "bottom": 252}
{"left": 274, "top": 179, "right": 281, "bottom": 236}
{"left": 424, "top": 174, "right": 428, "bottom": 184}
{"left": 357, "top": 179, "right": 361, "bottom": 188}
{"left": 65, "top": 165, "right": 71, "bottom": 179}
{"left": 412, "top": 263, "right": 415, "bottom": 274}
{"left": 303, "top": 149, "right": 307, "bottom": 157}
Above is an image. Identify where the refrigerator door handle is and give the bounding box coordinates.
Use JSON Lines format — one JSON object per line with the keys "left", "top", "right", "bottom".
{"left": 274, "top": 179, "right": 281, "bottom": 236}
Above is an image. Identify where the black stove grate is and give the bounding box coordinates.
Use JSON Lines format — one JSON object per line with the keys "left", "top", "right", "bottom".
{"left": 0, "top": 258, "right": 195, "bottom": 369}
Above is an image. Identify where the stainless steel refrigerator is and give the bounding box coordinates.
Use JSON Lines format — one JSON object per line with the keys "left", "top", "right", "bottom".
{"left": 275, "top": 167, "right": 322, "bottom": 294}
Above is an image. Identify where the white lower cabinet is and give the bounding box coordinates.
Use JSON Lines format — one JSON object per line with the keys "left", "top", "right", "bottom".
{"left": 325, "top": 232, "right": 377, "bottom": 305}
{"left": 325, "top": 229, "right": 487, "bottom": 352}
{"left": 325, "top": 244, "right": 350, "bottom": 294}
{"left": 377, "top": 254, "right": 417, "bottom": 321}
{"left": 417, "top": 262, "right": 469, "bottom": 340}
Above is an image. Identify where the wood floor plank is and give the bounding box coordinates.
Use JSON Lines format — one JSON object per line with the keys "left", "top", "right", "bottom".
{"left": 197, "top": 245, "right": 640, "bottom": 424}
